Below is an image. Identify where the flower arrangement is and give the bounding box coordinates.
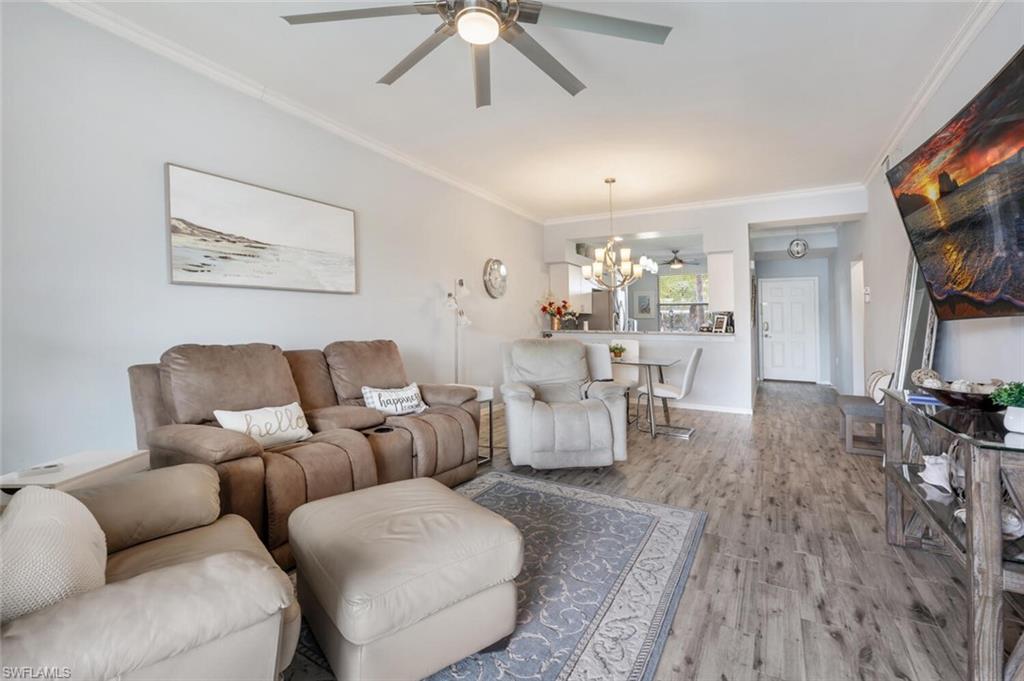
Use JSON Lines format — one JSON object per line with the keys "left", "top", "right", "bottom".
{"left": 540, "top": 299, "right": 572, "bottom": 319}
{"left": 993, "top": 382, "right": 1024, "bottom": 408}
{"left": 540, "top": 299, "right": 573, "bottom": 330}
{"left": 609, "top": 343, "right": 626, "bottom": 359}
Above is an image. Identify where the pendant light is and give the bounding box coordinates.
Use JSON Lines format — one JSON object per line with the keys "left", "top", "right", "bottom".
{"left": 582, "top": 179, "right": 656, "bottom": 290}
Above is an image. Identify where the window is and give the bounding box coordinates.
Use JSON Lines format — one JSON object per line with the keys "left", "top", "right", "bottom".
{"left": 658, "top": 273, "right": 710, "bottom": 332}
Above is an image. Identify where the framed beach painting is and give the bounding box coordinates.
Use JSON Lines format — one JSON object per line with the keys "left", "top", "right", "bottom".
{"left": 166, "top": 164, "right": 356, "bottom": 294}
{"left": 885, "top": 45, "right": 1024, "bottom": 320}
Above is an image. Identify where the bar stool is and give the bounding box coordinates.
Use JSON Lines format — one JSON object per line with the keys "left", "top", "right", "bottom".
{"left": 637, "top": 347, "right": 702, "bottom": 439}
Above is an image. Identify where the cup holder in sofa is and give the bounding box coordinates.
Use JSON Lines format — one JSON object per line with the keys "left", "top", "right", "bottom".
{"left": 372, "top": 427, "right": 394, "bottom": 434}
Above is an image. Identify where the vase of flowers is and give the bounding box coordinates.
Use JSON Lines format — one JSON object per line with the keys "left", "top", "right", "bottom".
{"left": 540, "top": 299, "right": 572, "bottom": 331}
{"left": 609, "top": 343, "right": 626, "bottom": 359}
{"left": 994, "top": 382, "right": 1024, "bottom": 434}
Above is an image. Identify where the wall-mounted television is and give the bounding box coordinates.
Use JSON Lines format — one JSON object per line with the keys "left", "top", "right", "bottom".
{"left": 886, "top": 45, "right": 1024, "bottom": 321}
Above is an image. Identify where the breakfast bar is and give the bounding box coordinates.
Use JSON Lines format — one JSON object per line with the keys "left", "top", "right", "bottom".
{"left": 545, "top": 330, "right": 751, "bottom": 415}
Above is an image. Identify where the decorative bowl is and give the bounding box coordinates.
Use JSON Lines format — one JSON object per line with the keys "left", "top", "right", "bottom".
{"left": 919, "top": 386, "right": 1001, "bottom": 412}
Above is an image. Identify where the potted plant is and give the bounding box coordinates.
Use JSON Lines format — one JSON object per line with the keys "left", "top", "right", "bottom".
{"left": 993, "top": 382, "right": 1024, "bottom": 434}
{"left": 609, "top": 343, "right": 626, "bottom": 359}
{"left": 540, "top": 299, "right": 572, "bottom": 331}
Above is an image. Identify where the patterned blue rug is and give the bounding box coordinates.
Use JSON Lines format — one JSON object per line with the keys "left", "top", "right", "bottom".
{"left": 283, "top": 471, "right": 706, "bottom": 681}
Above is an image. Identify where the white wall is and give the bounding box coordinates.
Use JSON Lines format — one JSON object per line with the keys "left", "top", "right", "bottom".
{"left": 544, "top": 185, "right": 867, "bottom": 412}
{"left": 829, "top": 221, "right": 865, "bottom": 395}
{"left": 754, "top": 257, "right": 832, "bottom": 385}
{"left": 1, "top": 3, "right": 546, "bottom": 472}
{"left": 860, "top": 2, "right": 1024, "bottom": 385}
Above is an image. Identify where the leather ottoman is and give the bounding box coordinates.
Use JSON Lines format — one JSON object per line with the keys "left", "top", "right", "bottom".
{"left": 288, "top": 478, "right": 523, "bottom": 681}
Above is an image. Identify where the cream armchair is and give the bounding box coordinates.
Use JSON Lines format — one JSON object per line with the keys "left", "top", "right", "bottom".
{"left": 1, "top": 465, "right": 299, "bottom": 680}
{"left": 501, "top": 339, "right": 627, "bottom": 469}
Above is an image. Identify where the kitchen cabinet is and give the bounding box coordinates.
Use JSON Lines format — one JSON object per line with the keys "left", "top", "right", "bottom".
{"left": 548, "top": 263, "right": 593, "bottom": 315}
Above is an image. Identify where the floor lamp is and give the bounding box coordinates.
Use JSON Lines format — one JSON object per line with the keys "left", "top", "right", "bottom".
{"left": 445, "top": 278, "right": 472, "bottom": 384}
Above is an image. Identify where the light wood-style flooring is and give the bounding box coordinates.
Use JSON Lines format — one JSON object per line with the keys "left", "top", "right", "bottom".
{"left": 483, "top": 381, "right": 967, "bottom": 681}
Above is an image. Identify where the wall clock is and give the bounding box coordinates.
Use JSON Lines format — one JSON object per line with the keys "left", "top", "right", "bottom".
{"left": 787, "top": 238, "right": 809, "bottom": 259}
{"left": 483, "top": 258, "right": 508, "bottom": 298}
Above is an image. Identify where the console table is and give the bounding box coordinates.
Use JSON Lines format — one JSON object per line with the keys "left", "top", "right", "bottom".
{"left": 0, "top": 450, "right": 150, "bottom": 508}
{"left": 883, "top": 389, "right": 1024, "bottom": 681}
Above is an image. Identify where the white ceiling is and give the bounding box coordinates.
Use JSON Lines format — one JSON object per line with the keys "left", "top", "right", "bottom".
{"left": 92, "top": 1, "right": 976, "bottom": 221}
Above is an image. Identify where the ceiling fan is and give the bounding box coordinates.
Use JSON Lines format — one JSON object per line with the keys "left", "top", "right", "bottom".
{"left": 661, "top": 250, "right": 700, "bottom": 269}
{"left": 282, "top": 1, "right": 672, "bottom": 108}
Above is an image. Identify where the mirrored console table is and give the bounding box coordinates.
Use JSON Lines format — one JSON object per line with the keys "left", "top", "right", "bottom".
{"left": 883, "top": 389, "right": 1024, "bottom": 681}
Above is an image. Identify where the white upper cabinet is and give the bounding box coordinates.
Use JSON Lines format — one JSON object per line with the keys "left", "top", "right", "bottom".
{"left": 549, "top": 263, "right": 593, "bottom": 315}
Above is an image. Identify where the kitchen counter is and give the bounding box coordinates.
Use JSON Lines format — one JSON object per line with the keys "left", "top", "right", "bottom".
{"left": 540, "top": 329, "right": 751, "bottom": 414}
{"left": 547, "top": 329, "right": 735, "bottom": 342}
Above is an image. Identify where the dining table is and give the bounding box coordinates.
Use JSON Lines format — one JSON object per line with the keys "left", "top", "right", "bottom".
{"left": 611, "top": 355, "right": 681, "bottom": 439}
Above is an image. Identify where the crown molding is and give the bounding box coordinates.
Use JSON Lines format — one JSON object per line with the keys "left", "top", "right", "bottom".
{"left": 544, "top": 182, "right": 865, "bottom": 226}
{"left": 749, "top": 224, "right": 837, "bottom": 238}
{"left": 48, "top": 1, "right": 543, "bottom": 224}
{"left": 861, "top": 0, "right": 1004, "bottom": 184}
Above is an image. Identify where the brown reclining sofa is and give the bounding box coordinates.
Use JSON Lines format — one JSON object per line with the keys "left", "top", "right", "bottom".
{"left": 128, "top": 340, "right": 479, "bottom": 569}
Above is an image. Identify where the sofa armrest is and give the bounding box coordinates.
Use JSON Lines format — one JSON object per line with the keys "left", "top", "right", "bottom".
{"left": 71, "top": 464, "right": 220, "bottom": 553}
{"left": 306, "top": 405, "right": 385, "bottom": 432}
{"left": 585, "top": 381, "right": 627, "bottom": 401}
{"left": 583, "top": 382, "right": 628, "bottom": 462}
{"left": 419, "top": 383, "right": 478, "bottom": 407}
{"left": 0, "top": 551, "right": 292, "bottom": 681}
{"left": 148, "top": 424, "right": 261, "bottom": 466}
{"left": 501, "top": 382, "right": 536, "bottom": 402}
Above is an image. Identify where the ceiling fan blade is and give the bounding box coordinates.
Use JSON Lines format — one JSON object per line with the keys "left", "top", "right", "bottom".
{"left": 518, "top": 2, "right": 672, "bottom": 45}
{"left": 282, "top": 3, "right": 437, "bottom": 25}
{"left": 378, "top": 24, "right": 455, "bottom": 85}
{"left": 472, "top": 43, "right": 491, "bottom": 108}
{"left": 501, "top": 23, "right": 585, "bottom": 96}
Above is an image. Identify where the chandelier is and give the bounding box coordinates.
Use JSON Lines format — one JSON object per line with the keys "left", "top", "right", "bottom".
{"left": 582, "top": 178, "right": 658, "bottom": 291}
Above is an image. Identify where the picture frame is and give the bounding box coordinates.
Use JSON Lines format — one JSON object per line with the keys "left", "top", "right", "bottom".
{"left": 712, "top": 313, "right": 729, "bottom": 333}
{"left": 632, "top": 291, "right": 655, "bottom": 319}
{"left": 166, "top": 164, "right": 356, "bottom": 294}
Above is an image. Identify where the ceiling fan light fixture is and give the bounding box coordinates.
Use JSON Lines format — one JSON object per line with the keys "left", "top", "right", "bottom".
{"left": 456, "top": 6, "right": 501, "bottom": 45}
{"left": 663, "top": 249, "right": 688, "bottom": 269}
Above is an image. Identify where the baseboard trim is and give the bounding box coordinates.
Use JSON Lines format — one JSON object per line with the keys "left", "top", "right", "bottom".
{"left": 495, "top": 397, "right": 749, "bottom": 416}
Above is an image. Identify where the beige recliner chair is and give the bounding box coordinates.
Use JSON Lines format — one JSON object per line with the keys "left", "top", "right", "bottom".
{"left": 501, "top": 338, "right": 628, "bottom": 469}
{"left": 1, "top": 464, "right": 299, "bottom": 680}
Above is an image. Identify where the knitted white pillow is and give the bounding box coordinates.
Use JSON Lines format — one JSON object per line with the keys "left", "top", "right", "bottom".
{"left": 1, "top": 486, "right": 107, "bottom": 624}
{"left": 362, "top": 383, "right": 427, "bottom": 416}
{"left": 214, "top": 401, "right": 313, "bottom": 448}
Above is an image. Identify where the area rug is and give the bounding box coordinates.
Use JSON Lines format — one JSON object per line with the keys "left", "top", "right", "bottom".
{"left": 283, "top": 471, "right": 706, "bottom": 681}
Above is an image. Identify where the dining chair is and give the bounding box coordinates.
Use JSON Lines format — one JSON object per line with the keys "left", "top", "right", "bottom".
{"left": 637, "top": 347, "right": 703, "bottom": 439}
{"left": 610, "top": 339, "right": 641, "bottom": 422}
{"left": 584, "top": 343, "right": 614, "bottom": 382}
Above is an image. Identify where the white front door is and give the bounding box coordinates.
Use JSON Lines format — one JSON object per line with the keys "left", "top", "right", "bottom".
{"left": 759, "top": 277, "right": 819, "bottom": 382}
